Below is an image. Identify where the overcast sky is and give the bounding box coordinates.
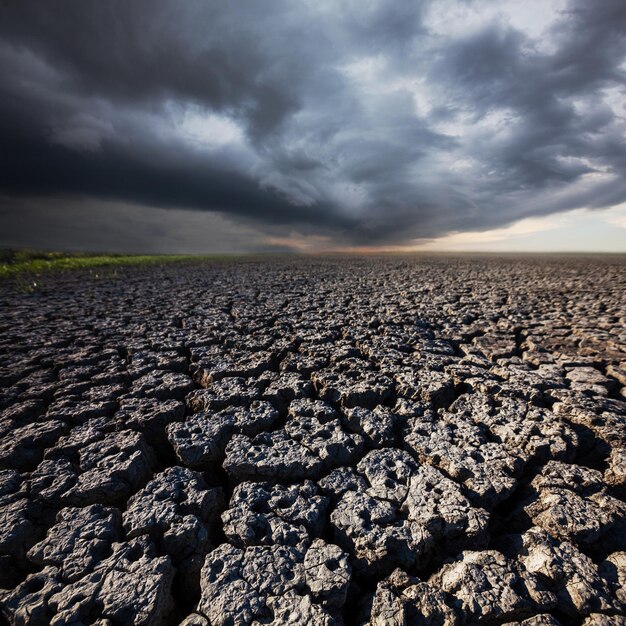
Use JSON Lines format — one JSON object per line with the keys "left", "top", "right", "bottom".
{"left": 1, "top": 0, "right": 625, "bottom": 252}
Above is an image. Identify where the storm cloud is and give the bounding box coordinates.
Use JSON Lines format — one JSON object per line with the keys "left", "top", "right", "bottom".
{"left": 1, "top": 0, "right": 625, "bottom": 251}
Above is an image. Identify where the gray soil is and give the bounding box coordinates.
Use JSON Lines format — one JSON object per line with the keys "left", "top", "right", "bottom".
{"left": 0, "top": 255, "right": 625, "bottom": 626}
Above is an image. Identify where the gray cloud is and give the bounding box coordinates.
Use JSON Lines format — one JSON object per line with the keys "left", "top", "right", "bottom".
{"left": 0, "top": 196, "right": 284, "bottom": 254}
{"left": 0, "top": 0, "right": 625, "bottom": 251}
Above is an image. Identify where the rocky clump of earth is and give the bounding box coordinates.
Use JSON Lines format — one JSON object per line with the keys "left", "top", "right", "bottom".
{"left": 0, "top": 255, "right": 625, "bottom": 624}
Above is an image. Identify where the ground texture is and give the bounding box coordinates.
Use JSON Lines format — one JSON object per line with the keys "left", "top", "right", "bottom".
{"left": 0, "top": 256, "right": 625, "bottom": 626}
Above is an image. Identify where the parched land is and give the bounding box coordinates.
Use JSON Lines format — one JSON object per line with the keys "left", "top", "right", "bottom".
{"left": 0, "top": 255, "right": 625, "bottom": 626}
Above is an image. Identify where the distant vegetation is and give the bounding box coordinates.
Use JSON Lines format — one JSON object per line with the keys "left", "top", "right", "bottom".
{"left": 0, "top": 250, "right": 227, "bottom": 278}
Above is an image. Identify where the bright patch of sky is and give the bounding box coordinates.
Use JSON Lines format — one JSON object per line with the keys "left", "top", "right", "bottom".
{"left": 414, "top": 205, "right": 626, "bottom": 252}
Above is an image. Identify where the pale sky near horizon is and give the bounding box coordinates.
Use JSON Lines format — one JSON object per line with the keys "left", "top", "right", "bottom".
{"left": 1, "top": 0, "right": 625, "bottom": 253}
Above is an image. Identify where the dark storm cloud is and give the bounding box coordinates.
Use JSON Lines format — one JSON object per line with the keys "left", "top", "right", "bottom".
{"left": 432, "top": 4, "right": 626, "bottom": 185}
{"left": 0, "top": 90, "right": 345, "bottom": 230}
{"left": 1, "top": 0, "right": 625, "bottom": 250}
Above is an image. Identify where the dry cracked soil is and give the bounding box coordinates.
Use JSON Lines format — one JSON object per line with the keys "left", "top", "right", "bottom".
{"left": 0, "top": 255, "right": 625, "bottom": 626}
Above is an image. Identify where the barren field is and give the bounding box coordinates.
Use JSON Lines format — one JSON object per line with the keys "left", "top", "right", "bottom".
{"left": 1, "top": 255, "right": 625, "bottom": 626}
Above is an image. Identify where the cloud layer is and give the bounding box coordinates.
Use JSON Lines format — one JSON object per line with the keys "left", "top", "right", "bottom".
{"left": 1, "top": 0, "right": 625, "bottom": 250}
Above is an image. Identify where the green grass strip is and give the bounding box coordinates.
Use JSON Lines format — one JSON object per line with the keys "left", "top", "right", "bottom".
{"left": 0, "top": 251, "right": 231, "bottom": 278}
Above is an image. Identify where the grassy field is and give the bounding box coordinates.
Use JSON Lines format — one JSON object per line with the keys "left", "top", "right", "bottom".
{"left": 0, "top": 250, "right": 227, "bottom": 279}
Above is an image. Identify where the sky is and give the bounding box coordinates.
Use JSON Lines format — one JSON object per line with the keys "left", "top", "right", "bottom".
{"left": 1, "top": 0, "right": 626, "bottom": 253}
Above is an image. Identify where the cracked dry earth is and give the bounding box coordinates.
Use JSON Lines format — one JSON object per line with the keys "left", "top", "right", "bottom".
{"left": 0, "top": 256, "right": 625, "bottom": 626}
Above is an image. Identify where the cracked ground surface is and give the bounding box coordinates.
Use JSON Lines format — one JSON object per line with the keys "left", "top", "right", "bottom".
{"left": 0, "top": 255, "right": 625, "bottom": 626}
